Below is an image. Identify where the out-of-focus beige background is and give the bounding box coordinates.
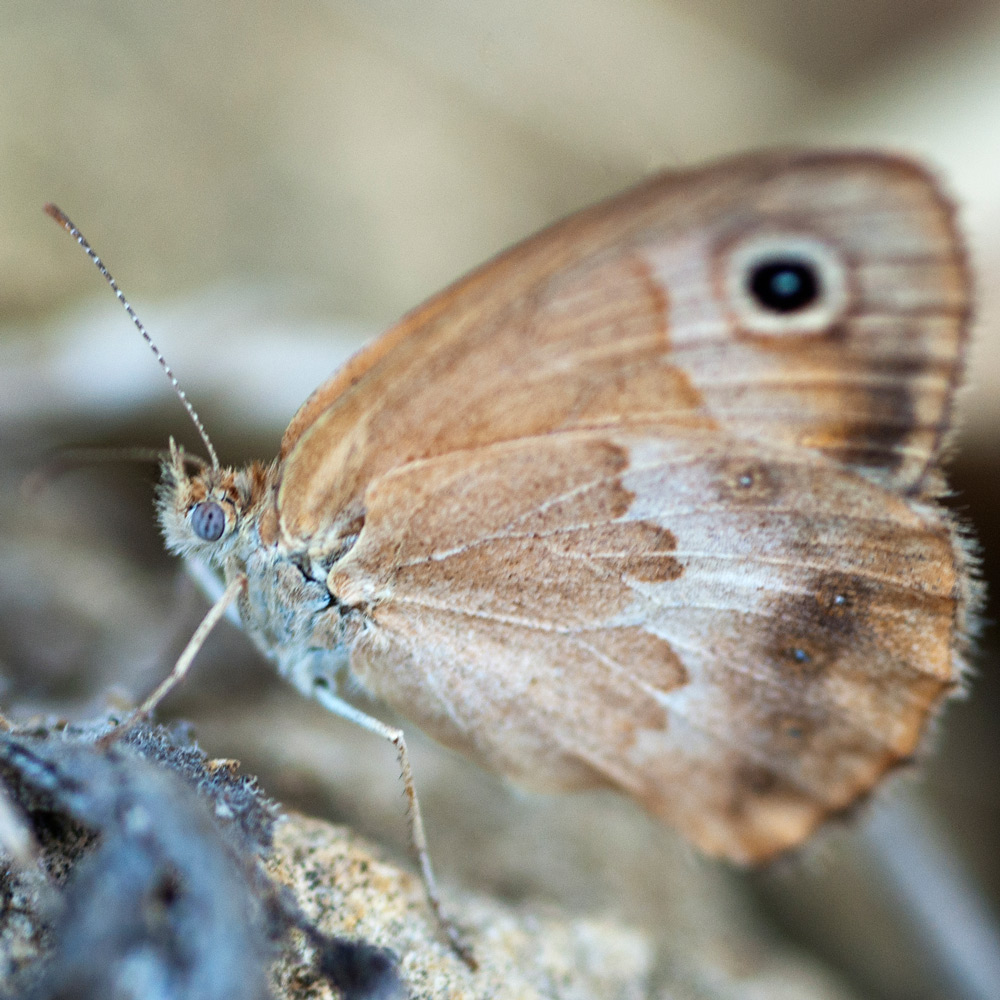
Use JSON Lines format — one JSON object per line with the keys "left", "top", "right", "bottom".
{"left": 1, "top": 4, "right": 998, "bottom": 1000}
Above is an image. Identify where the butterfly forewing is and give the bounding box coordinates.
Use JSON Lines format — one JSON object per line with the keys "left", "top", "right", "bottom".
{"left": 278, "top": 152, "right": 966, "bottom": 550}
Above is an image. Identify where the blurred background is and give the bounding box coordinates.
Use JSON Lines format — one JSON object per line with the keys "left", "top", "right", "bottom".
{"left": 0, "top": 3, "right": 998, "bottom": 999}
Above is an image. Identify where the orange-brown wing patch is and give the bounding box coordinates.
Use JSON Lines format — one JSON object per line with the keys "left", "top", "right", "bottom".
{"left": 327, "top": 428, "right": 966, "bottom": 862}
{"left": 278, "top": 246, "right": 708, "bottom": 546}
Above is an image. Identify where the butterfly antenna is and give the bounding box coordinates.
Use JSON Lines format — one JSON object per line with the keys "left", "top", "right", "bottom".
{"left": 43, "top": 204, "right": 220, "bottom": 471}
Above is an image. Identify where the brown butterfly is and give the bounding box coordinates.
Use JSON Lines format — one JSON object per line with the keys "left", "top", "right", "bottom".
{"left": 47, "top": 150, "right": 975, "bottom": 959}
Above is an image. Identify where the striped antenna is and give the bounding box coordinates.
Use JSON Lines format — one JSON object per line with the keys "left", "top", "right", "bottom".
{"left": 43, "top": 204, "right": 220, "bottom": 471}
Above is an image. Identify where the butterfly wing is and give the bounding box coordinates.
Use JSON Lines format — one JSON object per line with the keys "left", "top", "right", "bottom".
{"left": 326, "top": 427, "right": 967, "bottom": 862}
{"left": 274, "top": 151, "right": 971, "bottom": 861}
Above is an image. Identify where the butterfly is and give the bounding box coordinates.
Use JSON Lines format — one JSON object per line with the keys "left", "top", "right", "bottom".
{"left": 48, "top": 150, "right": 975, "bottom": 959}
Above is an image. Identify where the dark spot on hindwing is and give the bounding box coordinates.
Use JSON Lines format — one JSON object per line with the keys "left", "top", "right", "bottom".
{"left": 775, "top": 715, "right": 810, "bottom": 742}
{"left": 764, "top": 571, "right": 873, "bottom": 679}
{"left": 712, "top": 459, "right": 781, "bottom": 505}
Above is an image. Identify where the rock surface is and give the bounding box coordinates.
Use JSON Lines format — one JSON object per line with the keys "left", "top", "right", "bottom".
{"left": 0, "top": 722, "right": 860, "bottom": 1000}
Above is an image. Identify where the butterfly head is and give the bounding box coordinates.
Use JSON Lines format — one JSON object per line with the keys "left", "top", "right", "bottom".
{"left": 156, "top": 439, "right": 275, "bottom": 565}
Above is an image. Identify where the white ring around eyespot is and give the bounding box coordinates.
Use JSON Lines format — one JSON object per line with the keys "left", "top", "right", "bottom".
{"left": 722, "top": 233, "right": 850, "bottom": 338}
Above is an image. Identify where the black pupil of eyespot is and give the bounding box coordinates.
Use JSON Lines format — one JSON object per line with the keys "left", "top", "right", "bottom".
{"left": 191, "top": 501, "right": 225, "bottom": 542}
{"left": 748, "top": 258, "right": 820, "bottom": 313}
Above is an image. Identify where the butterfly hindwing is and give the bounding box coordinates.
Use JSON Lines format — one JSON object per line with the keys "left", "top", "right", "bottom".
{"left": 329, "top": 426, "right": 964, "bottom": 861}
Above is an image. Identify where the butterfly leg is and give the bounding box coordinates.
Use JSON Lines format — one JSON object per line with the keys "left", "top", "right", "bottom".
{"left": 306, "top": 679, "right": 477, "bottom": 969}
{"left": 97, "top": 575, "right": 246, "bottom": 748}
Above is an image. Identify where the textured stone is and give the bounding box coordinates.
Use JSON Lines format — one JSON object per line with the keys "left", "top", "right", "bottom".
{"left": 269, "top": 814, "right": 653, "bottom": 1000}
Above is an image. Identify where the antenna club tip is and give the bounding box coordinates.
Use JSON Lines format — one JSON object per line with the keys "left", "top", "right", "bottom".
{"left": 43, "top": 203, "right": 74, "bottom": 232}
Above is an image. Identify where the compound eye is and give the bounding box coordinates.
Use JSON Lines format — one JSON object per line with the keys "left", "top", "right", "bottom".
{"left": 191, "top": 500, "right": 226, "bottom": 542}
